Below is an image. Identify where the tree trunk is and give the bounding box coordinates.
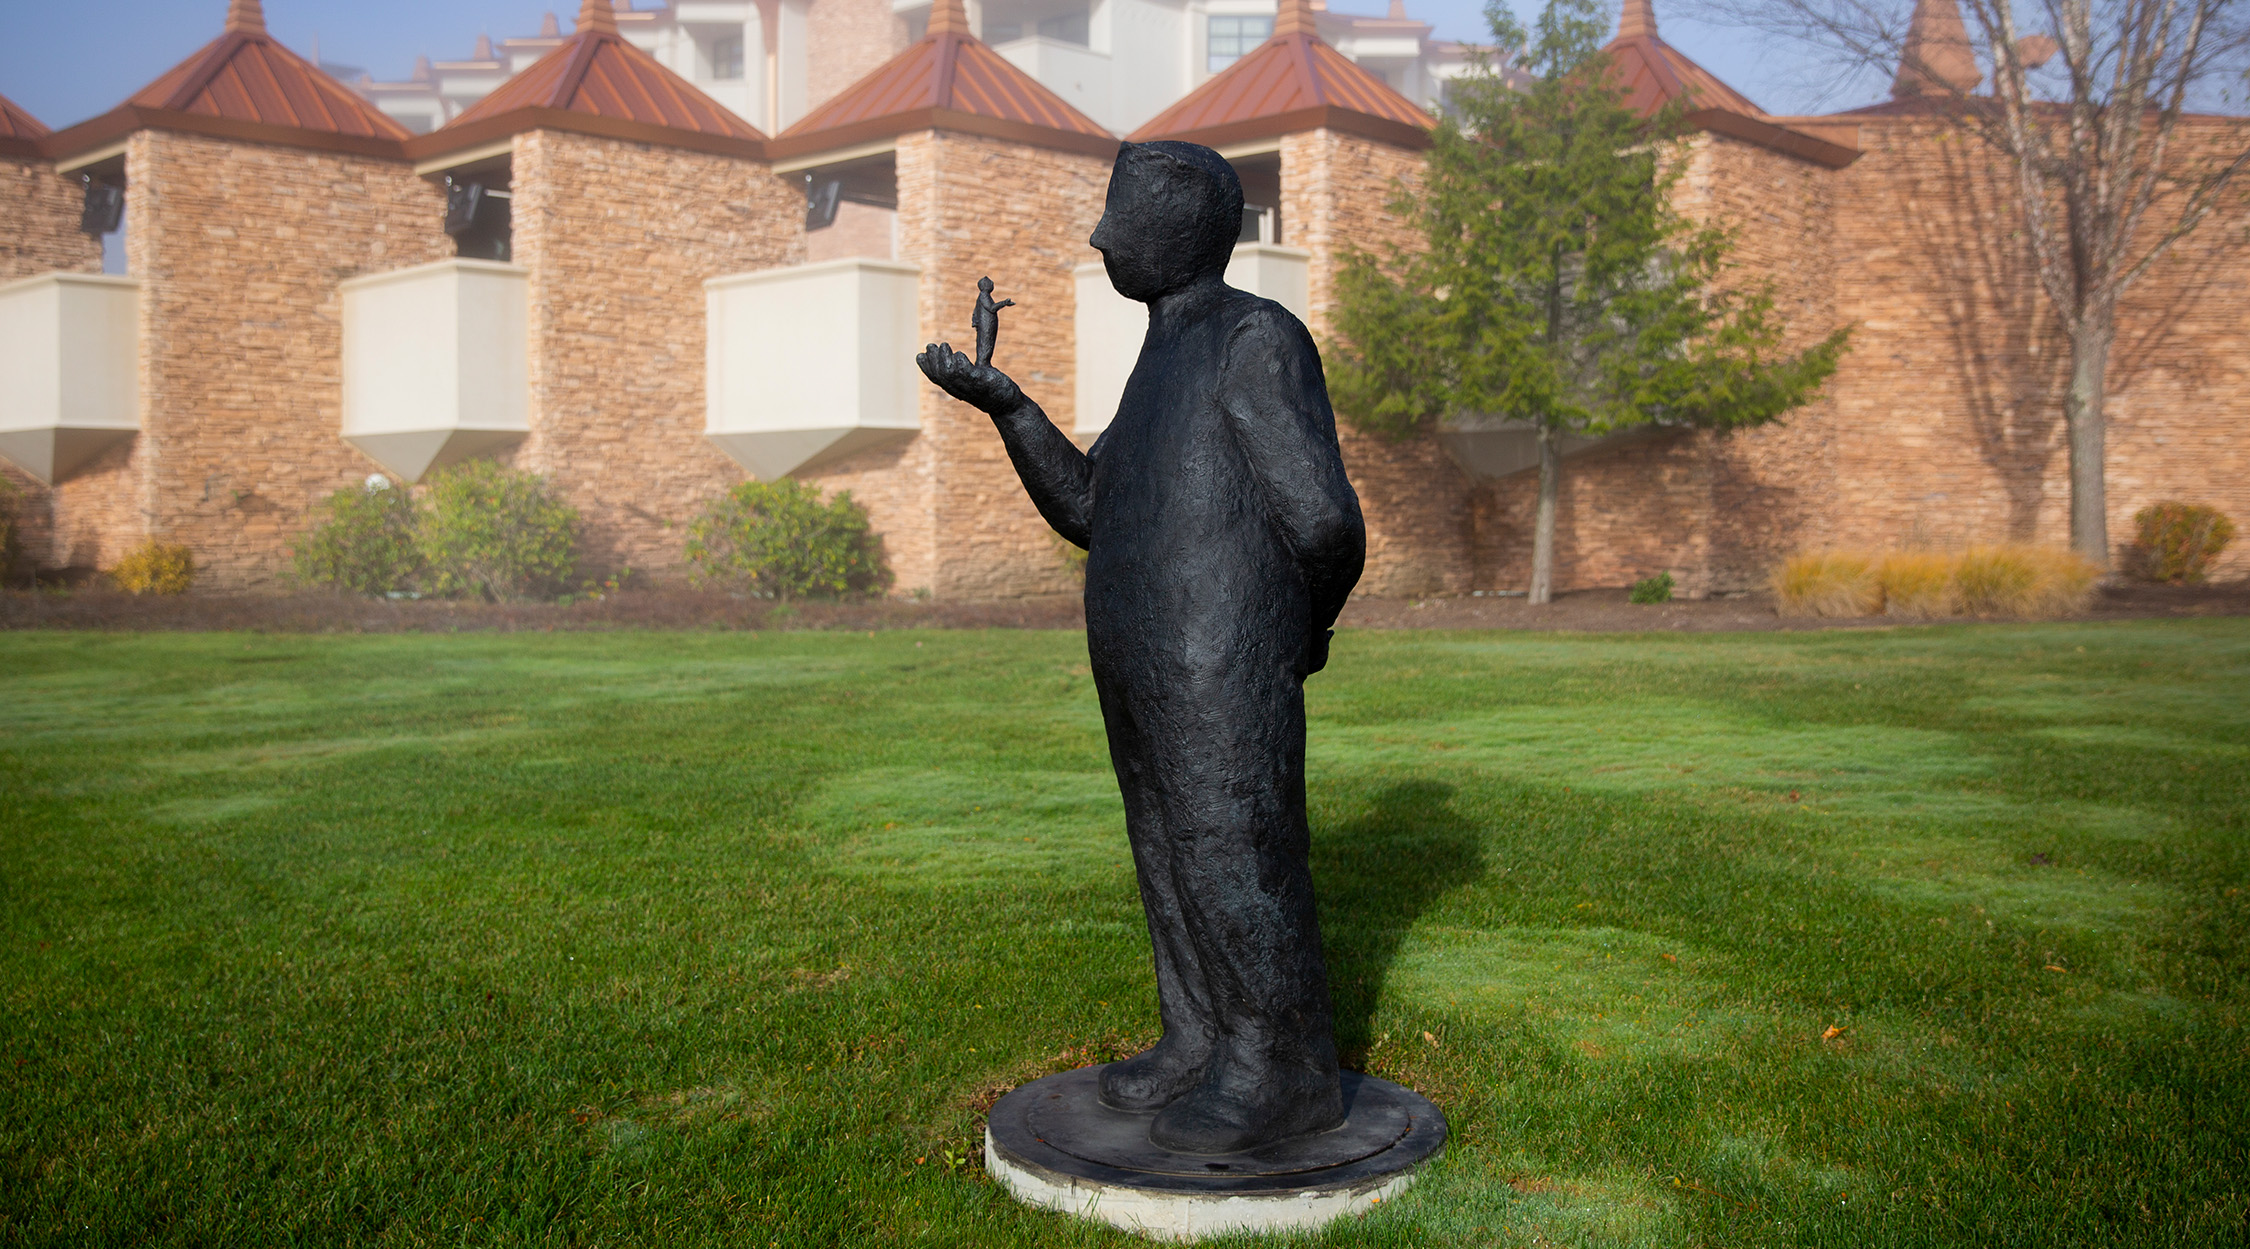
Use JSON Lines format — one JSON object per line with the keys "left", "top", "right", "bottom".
{"left": 2064, "top": 314, "right": 2114, "bottom": 568}
{"left": 1529, "top": 423, "right": 1559, "bottom": 605}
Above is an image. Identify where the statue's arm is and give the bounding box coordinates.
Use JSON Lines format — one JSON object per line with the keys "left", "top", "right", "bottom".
{"left": 917, "top": 342, "right": 1094, "bottom": 547}
{"left": 1219, "top": 308, "right": 1366, "bottom": 634}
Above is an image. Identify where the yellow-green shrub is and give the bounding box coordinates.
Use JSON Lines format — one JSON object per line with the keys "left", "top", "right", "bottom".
{"left": 2019, "top": 545, "right": 2101, "bottom": 615}
{"left": 1771, "top": 550, "right": 1881, "bottom": 617}
{"left": 111, "top": 541, "right": 195, "bottom": 595}
{"left": 2131, "top": 502, "right": 2235, "bottom": 584}
{"left": 1775, "top": 544, "right": 2097, "bottom": 619}
{"left": 1876, "top": 550, "right": 1956, "bottom": 618}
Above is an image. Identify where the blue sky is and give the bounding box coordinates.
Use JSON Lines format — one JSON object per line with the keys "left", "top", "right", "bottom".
{"left": 0, "top": 0, "right": 1873, "bottom": 132}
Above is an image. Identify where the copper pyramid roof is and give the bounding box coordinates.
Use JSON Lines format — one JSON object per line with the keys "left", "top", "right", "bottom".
{"left": 767, "top": 0, "right": 1114, "bottom": 162}
{"left": 1128, "top": 0, "right": 1432, "bottom": 149}
{"left": 45, "top": 0, "right": 413, "bottom": 161}
{"left": 0, "top": 90, "right": 52, "bottom": 160}
{"left": 1605, "top": 0, "right": 1857, "bottom": 167}
{"left": 410, "top": 0, "right": 768, "bottom": 162}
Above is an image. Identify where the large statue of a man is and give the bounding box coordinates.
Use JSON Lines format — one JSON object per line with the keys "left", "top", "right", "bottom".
{"left": 918, "top": 140, "right": 1365, "bottom": 1154}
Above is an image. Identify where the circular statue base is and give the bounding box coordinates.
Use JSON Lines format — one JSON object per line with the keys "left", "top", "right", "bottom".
{"left": 985, "top": 1065, "right": 1446, "bottom": 1241}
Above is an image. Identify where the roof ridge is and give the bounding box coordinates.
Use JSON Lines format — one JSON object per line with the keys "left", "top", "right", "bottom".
{"left": 414, "top": 12, "right": 769, "bottom": 160}
{"left": 770, "top": 14, "right": 1112, "bottom": 158}
{"left": 1125, "top": 23, "right": 1432, "bottom": 148}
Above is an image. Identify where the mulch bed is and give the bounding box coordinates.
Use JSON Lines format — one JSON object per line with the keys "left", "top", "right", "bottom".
{"left": 3, "top": 581, "right": 2244, "bottom": 634}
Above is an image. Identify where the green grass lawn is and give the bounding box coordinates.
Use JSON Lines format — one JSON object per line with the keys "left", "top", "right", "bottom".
{"left": 2, "top": 622, "right": 2245, "bottom": 1247}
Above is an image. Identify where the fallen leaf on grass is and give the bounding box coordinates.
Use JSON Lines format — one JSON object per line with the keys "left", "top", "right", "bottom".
{"left": 1821, "top": 1026, "right": 1844, "bottom": 1041}
{"left": 1422, "top": 1031, "right": 1438, "bottom": 1047}
{"left": 2044, "top": 965, "right": 2067, "bottom": 973}
{"left": 1660, "top": 953, "right": 1678, "bottom": 964}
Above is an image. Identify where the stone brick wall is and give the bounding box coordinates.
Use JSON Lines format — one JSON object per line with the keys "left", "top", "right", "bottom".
{"left": 803, "top": 130, "right": 1108, "bottom": 599}
{"left": 1, "top": 154, "right": 104, "bottom": 572}
{"left": 1281, "top": 128, "right": 1478, "bottom": 597}
{"left": 806, "top": 0, "right": 911, "bottom": 115}
{"left": 510, "top": 128, "right": 806, "bottom": 578}
{"left": 37, "top": 132, "right": 451, "bottom": 586}
{"left": 1, "top": 156, "right": 100, "bottom": 281}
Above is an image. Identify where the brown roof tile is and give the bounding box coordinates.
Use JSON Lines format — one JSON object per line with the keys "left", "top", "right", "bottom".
{"left": 0, "top": 90, "right": 51, "bottom": 159}
{"left": 44, "top": 0, "right": 412, "bottom": 161}
{"left": 1606, "top": 0, "right": 1857, "bottom": 168}
{"left": 767, "top": 0, "right": 1114, "bottom": 161}
{"left": 409, "top": 0, "right": 768, "bottom": 162}
{"left": 1127, "top": 0, "right": 1433, "bottom": 149}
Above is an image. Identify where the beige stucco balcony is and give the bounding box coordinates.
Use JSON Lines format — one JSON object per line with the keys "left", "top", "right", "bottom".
{"left": 1073, "top": 243, "right": 1311, "bottom": 437}
{"left": 339, "top": 259, "right": 530, "bottom": 483}
{"left": 0, "top": 273, "right": 139, "bottom": 485}
{"left": 704, "top": 258, "right": 923, "bottom": 479}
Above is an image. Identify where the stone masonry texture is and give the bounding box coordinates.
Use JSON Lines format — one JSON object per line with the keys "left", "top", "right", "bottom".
{"left": 8, "top": 107, "right": 2246, "bottom": 596}
{"left": 510, "top": 128, "right": 805, "bottom": 578}
{"left": 1, "top": 154, "right": 104, "bottom": 574}
{"left": 32, "top": 132, "right": 451, "bottom": 587}
{"left": 798, "top": 130, "right": 1109, "bottom": 599}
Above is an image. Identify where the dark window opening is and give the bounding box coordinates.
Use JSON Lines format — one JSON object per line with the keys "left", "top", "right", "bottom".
{"left": 802, "top": 154, "right": 898, "bottom": 232}
{"left": 1229, "top": 153, "right": 1283, "bottom": 245}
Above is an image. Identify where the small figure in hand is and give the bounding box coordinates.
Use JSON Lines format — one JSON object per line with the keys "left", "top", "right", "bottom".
{"left": 973, "top": 276, "right": 1014, "bottom": 367}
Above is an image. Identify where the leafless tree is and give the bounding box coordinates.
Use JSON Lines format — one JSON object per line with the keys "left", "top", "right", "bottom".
{"left": 1686, "top": 0, "right": 2250, "bottom": 565}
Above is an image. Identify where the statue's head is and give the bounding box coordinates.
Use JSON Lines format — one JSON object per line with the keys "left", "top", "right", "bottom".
{"left": 1091, "top": 141, "right": 1242, "bottom": 303}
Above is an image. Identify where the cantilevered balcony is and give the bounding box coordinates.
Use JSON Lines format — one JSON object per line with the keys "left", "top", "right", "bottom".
{"left": 1074, "top": 243, "right": 1310, "bottom": 437}
{"left": 339, "top": 259, "right": 530, "bottom": 482}
{"left": 0, "top": 273, "right": 139, "bottom": 485}
{"left": 705, "top": 258, "right": 923, "bottom": 479}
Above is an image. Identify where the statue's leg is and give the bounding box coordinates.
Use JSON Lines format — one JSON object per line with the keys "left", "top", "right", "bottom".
{"left": 1145, "top": 669, "right": 1343, "bottom": 1153}
{"left": 1094, "top": 670, "right": 1217, "bottom": 1112}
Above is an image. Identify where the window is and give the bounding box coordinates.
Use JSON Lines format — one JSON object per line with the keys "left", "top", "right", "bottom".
{"left": 710, "top": 33, "right": 745, "bottom": 81}
{"left": 1207, "top": 16, "right": 1271, "bottom": 72}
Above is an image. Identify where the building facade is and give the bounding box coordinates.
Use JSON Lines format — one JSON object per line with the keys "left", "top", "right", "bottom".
{"left": 355, "top": 0, "right": 1484, "bottom": 138}
{"left": 2, "top": 0, "right": 2244, "bottom": 594}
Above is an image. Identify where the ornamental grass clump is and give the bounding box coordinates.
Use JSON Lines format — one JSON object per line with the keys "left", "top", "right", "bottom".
{"left": 111, "top": 540, "right": 195, "bottom": 595}
{"left": 1771, "top": 550, "right": 1881, "bottom": 617}
{"left": 2131, "top": 502, "right": 2235, "bottom": 584}
{"left": 1775, "top": 544, "right": 2097, "bottom": 619}
{"left": 416, "top": 461, "right": 579, "bottom": 602}
{"left": 292, "top": 475, "right": 421, "bottom": 596}
{"left": 1876, "top": 549, "right": 1958, "bottom": 619}
{"left": 686, "top": 479, "right": 890, "bottom": 600}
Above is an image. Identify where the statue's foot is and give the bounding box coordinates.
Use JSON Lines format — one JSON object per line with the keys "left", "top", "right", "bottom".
{"left": 1147, "top": 1063, "right": 1344, "bottom": 1154}
{"left": 1097, "top": 1037, "right": 1209, "bottom": 1112}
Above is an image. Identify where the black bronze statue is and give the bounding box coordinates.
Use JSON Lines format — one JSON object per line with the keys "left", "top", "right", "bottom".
{"left": 918, "top": 140, "right": 1366, "bottom": 1155}
{"left": 972, "top": 276, "right": 1014, "bottom": 367}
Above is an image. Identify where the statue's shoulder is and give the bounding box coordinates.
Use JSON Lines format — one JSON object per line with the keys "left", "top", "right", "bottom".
{"left": 1215, "top": 289, "right": 1318, "bottom": 369}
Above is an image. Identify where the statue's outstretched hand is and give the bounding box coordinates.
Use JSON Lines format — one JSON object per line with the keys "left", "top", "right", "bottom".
{"left": 918, "top": 342, "right": 1025, "bottom": 417}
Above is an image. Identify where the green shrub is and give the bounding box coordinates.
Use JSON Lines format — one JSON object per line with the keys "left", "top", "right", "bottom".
{"left": 2132, "top": 502, "right": 2235, "bottom": 584}
{"left": 293, "top": 475, "right": 422, "bottom": 596}
{"left": 1629, "top": 571, "right": 1674, "bottom": 604}
{"left": 111, "top": 541, "right": 195, "bottom": 595}
{"left": 417, "top": 461, "right": 579, "bottom": 602}
{"left": 686, "top": 479, "right": 890, "bottom": 600}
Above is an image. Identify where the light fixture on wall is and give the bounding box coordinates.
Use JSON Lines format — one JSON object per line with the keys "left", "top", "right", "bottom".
{"left": 804, "top": 178, "right": 843, "bottom": 231}
{"left": 444, "top": 178, "right": 513, "bottom": 261}
{"left": 79, "top": 178, "right": 124, "bottom": 237}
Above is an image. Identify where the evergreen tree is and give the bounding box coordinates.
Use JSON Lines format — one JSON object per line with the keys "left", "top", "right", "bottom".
{"left": 1328, "top": 0, "right": 1851, "bottom": 603}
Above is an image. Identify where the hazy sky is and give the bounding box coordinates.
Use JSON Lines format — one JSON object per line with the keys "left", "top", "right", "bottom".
{"left": 0, "top": 0, "right": 1871, "bottom": 133}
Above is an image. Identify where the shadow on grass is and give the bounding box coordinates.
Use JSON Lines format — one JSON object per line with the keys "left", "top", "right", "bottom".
{"left": 1313, "top": 780, "right": 1486, "bottom": 1065}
